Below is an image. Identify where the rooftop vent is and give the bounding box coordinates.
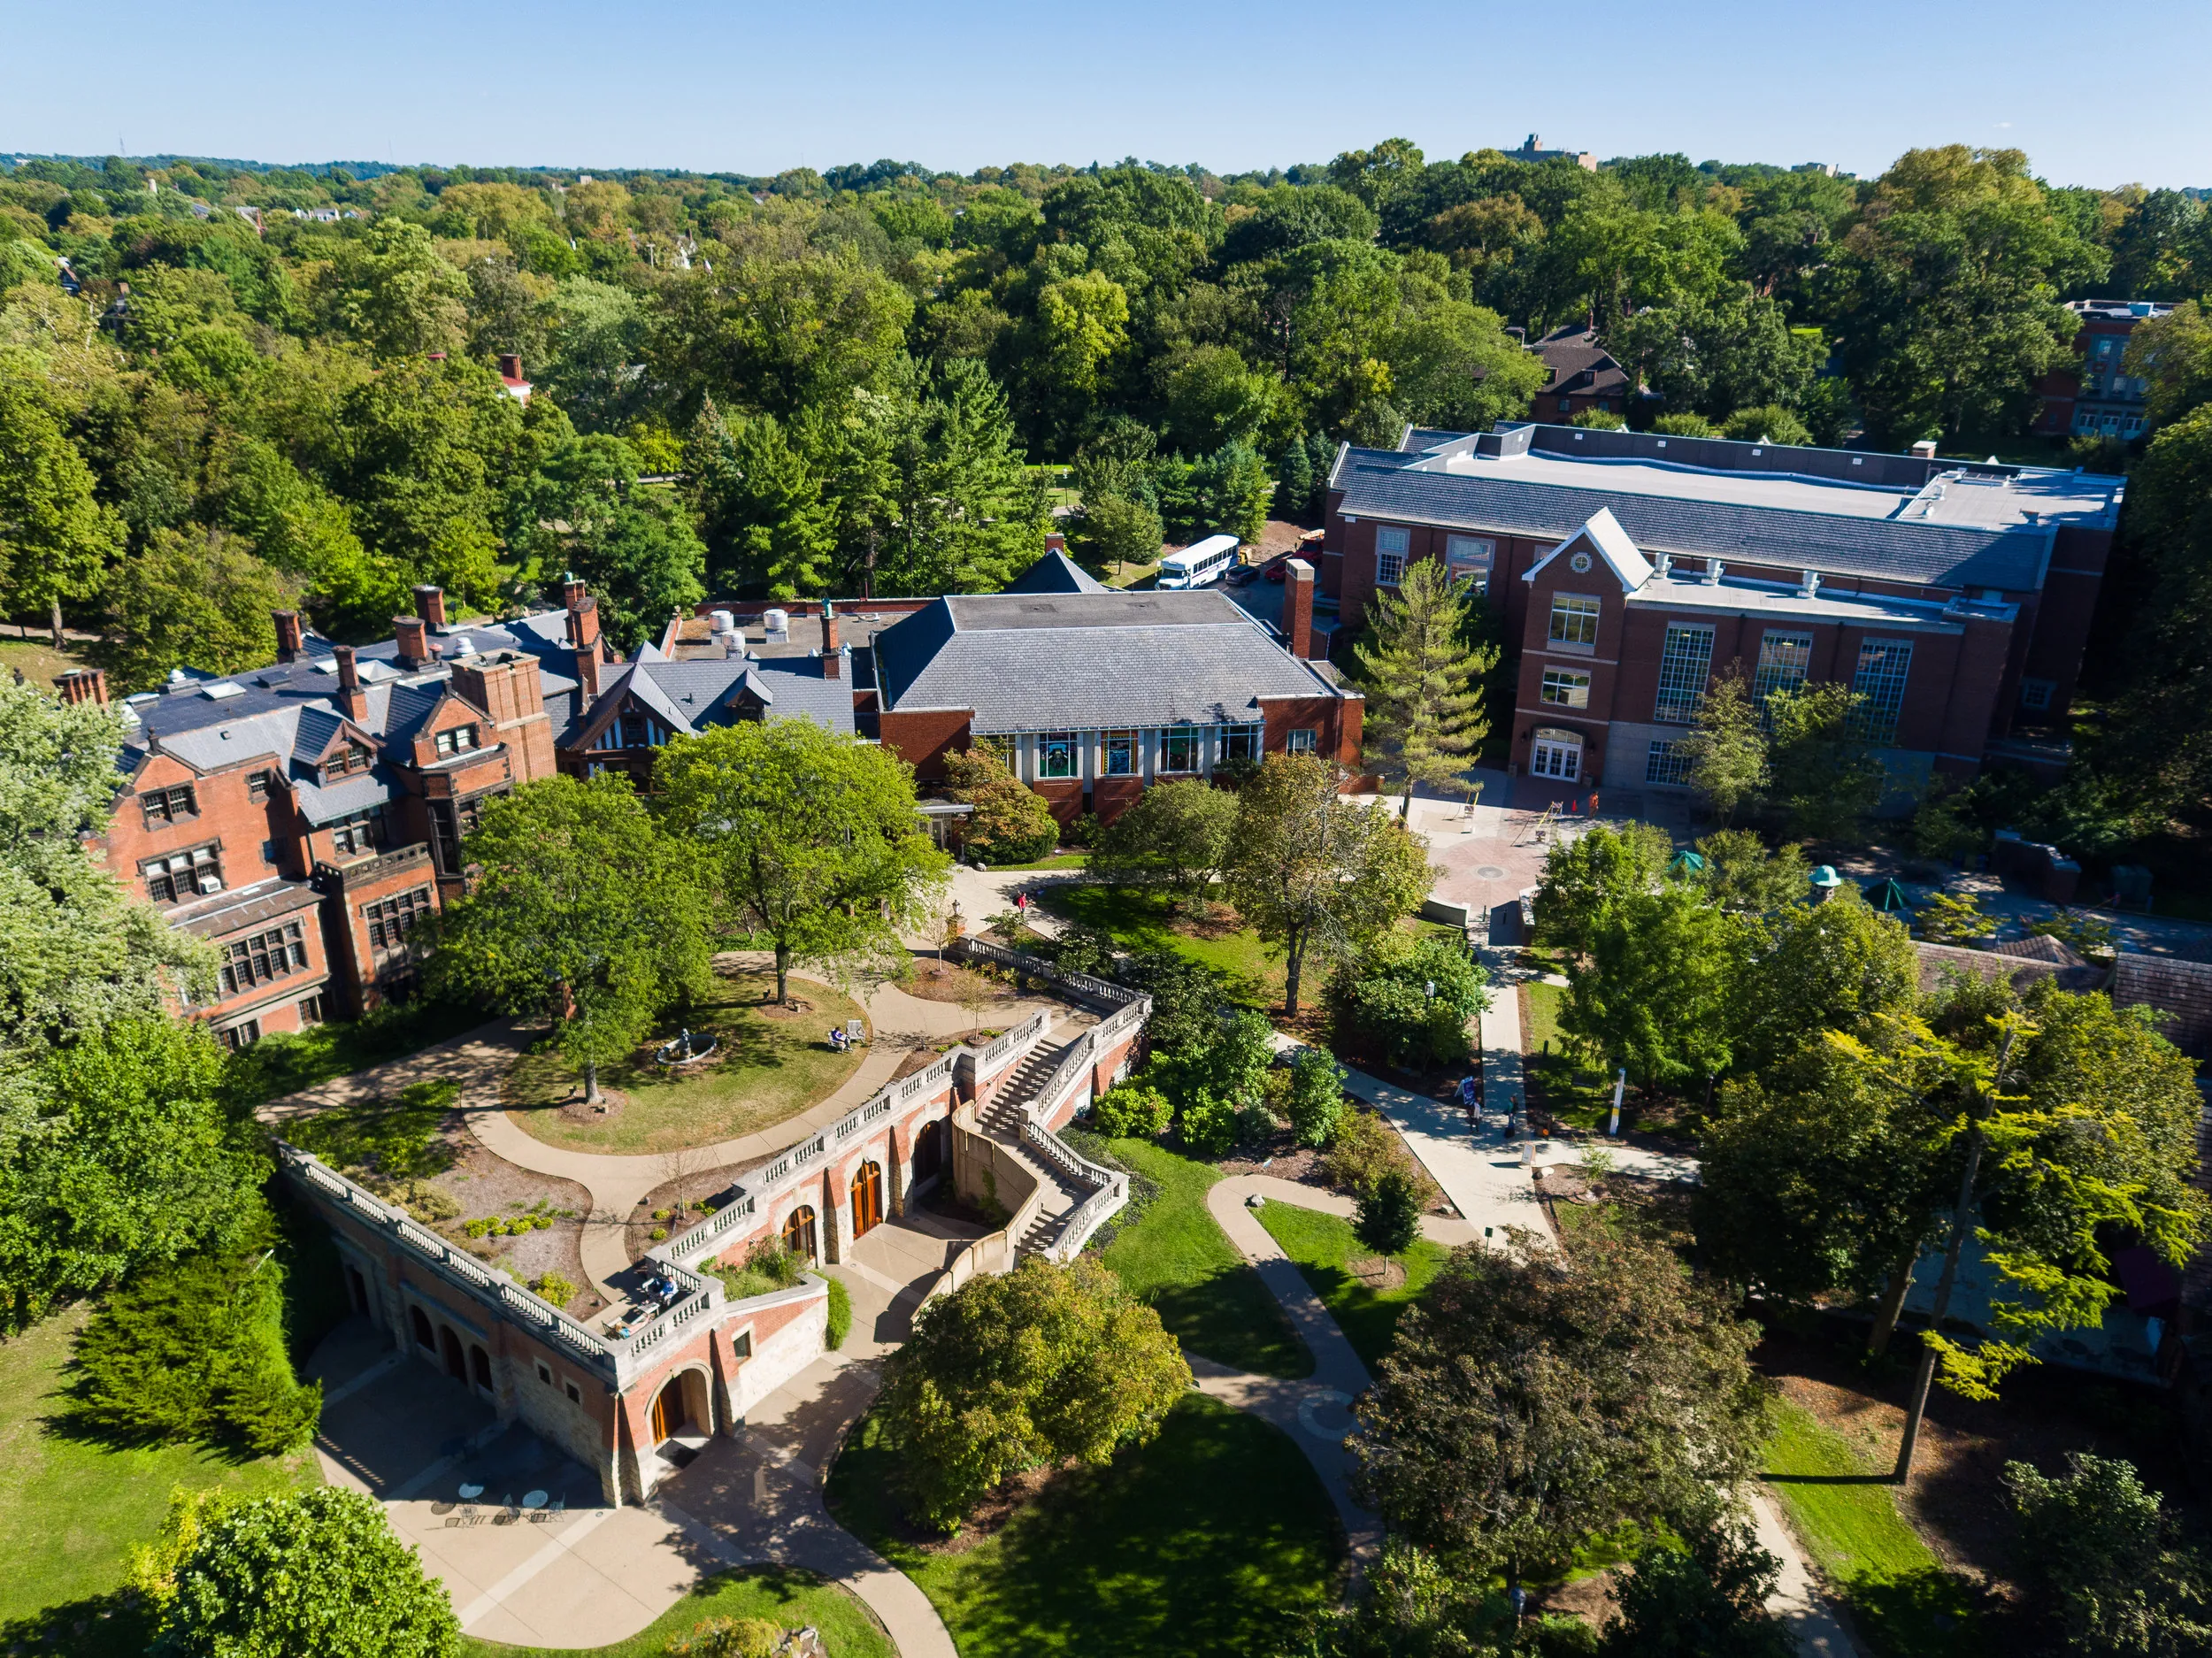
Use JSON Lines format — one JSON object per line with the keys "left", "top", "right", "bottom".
{"left": 1798, "top": 570, "right": 1821, "bottom": 598}
{"left": 763, "top": 607, "right": 789, "bottom": 642}
{"left": 710, "top": 610, "right": 735, "bottom": 634}
{"left": 452, "top": 635, "right": 476, "bottom": 656}
{"left": 1703, "top": 559, "right": 1725, "bottom": 586}
{"left": 202, "top": 681, "right": 246, "bottom": 701}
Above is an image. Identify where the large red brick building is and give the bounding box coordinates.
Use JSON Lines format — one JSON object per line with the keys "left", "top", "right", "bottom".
{"left": 1323, "top": 421, "right": 2125, "bottom": 800}
{"left": 2032, "top": 298, "right": 2170, "bottom": 440}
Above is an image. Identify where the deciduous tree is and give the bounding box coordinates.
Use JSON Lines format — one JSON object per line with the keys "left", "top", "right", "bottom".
{"left": 1093, "top": 778, "right": 1237, "bottom": 910}
{"left": 427, "top": 774, "right": 708, "bottom": 1105}
{"left": 1221, "top": 755, "right": 1432, "bottom": 1014}
{"left": 656, "top": 719, "right": 949, "bottom": 1002}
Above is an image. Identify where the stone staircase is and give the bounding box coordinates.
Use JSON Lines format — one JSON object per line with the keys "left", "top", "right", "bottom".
{"left": 977, "top": 1021, "right": 1098, "bottom": 1259}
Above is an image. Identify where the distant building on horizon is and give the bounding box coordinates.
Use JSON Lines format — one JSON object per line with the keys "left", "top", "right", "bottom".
{"left": 1507, "top": 134, "right": 1597, "bottom": 172}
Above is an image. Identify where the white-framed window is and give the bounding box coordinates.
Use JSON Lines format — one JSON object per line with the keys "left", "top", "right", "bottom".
{"left": 1375, "top": 526, "right": 1409, "bottom": 587}
{"left": 1653, "top": 623, "right": 1716, "bottom": 725}
{"left": 1037, "top": 732, "right": 1078, "bottom": 779}
{"left": 1219, "top": 723, "right": 1263, "bottom": 763}
{"left": 1530, "top": 728, "right": 1582, "bottom": 781}
{"left": 434, "top": 724, "right": 479, "bottom": 757}
{"left": 1540, "top": 667, "right": 1591, "bottom": 709}
{"left": 2019, "top": 678, "right": 2055, "bottom": 712}
{"left": 1849, "top": 639, "right": 1914, "bottom": 744}
{"left": 1286, "top": 728, "right": 1317, "bottom": 755}
{"left": 1646, "top": 741, "right": 1692, "bottom": 786}
{"left": 1444, "top": 535, "right": 1494, "bottom": 593}
{"left": 1753, "top": 630, "right": 1813, "bottom": 728}
{"left": 1548, "top": 594, "right": 1600, "bottom": 651}
{"left": 1159, "top": 730, "right": 1198, "bottom": 773}
{"left": 1102, "top": 732, "right": 1134, "bottom": 776}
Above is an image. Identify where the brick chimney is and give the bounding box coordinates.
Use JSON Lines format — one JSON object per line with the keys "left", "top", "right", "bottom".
{"left": 392, "top": 615, "right": 433, "bottom": 670}
{"left": 272, "top": 610, "right": 304, "bottom": 664}
{"left": 821, "top": 599, "right": 840, "bottom": 653}
{"left": 1284, "top": 558, "right": 1318, "bottom": 658}
{"left": 334, "top": 645, "right": 368, "bottom": 720}
{"left": 568, "top": 599, "right": 602, "bottom": 698}
{"left": 413, "top": 584, "right": 449, "bottom": 631}
{"left": 57, "top": 667, "right": 108, "bottom": 708}
{"left": 497, "top": 353, "right": 523, "bottom": 382}
{"left": 562, "top": 573, "right": 588, "bottom": 613}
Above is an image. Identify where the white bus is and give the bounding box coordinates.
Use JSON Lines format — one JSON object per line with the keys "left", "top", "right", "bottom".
{"left": 1156, "top": 533, "right": 1240, "bottom": 589}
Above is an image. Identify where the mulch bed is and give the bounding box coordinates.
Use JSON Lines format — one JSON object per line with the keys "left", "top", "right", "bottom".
{"left": 900, "top": 958, "right": 1021, "bottom": 1007}
{"left": 755, "top": 996, "right": 817, "bottom": 1021}
{"left": 429, "top": 1138, "right": 600, "bottom": 1318}
{"left": 624, "top": 1167, "right": 746, "bottom": 1260}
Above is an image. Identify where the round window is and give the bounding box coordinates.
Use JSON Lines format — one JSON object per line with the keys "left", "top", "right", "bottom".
{"left": 1570, "top": 550, "right": 1593, "bottom": 572}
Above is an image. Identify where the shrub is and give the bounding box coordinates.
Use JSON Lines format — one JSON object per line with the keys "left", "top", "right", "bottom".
{"left": 152, "top": 1485, "right": 462, "bottom": 1656}
{"left": 2006, "top": 1452, "right": 2212, "bottom": 1656}
{"left": 665, "top": 1616, "right": 785, "bottom": 1658}
{"left": 1356, "top": 1171, "right": 1424, "bottom": 1255}
{"left": 1321, "top": 1109, "right": 1438, "bottom": 1207}
{"left": 946, "top": 747, "right": 1057, "bottom": 864}
{"left": 531, "top": 1272, "right": 579, "bottom": 1307}
{"left": 1285, "top": 1048, "right": 1348, "bottom": 1148}
{"left": 1156, "top": 1006, "right": 1276, "bottom": 1109}
{"left": 1570, "top": 409, "right": 1627, "bottom": 429}
{"left": 826, "top": 1275, "right": 852, "bottom": 1349}
{"left": 1325, "top": 933, "right": 1486, "bottom": 1070}
{"left": 879, "top": 1257, "right": 1189, "bottom": 1531}
{"left": 1651, "top": 412, "right": 1717, "bottom": 437}
{"left": 1598, "top": 1502, "right": 1794, "bottom": 1657}
{"left": 1091, "top": 1081, "right": 1173, "bottom": 1138}
{"left": 650, "top": 1226, "right": 668, "bottom": 1241}
{"left": 1178, "top": 1090, "right": 1238, "bottom": 1159}
{"left": 1719, "top": 404, "right": 1812, "bottom": 446}
{"left": 1234, "top": 1100, "right": 1277, "bottom": 1146}
{"left": 712, "top": 1244, "right": 806, "bottom": 1301}
{"left": 72, "top": 1228, "right": 323, "bottom": 1457}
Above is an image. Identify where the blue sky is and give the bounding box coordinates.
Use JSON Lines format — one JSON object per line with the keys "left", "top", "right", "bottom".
{"left": 5, "top": 0, "right": 2207, "bottom": 188}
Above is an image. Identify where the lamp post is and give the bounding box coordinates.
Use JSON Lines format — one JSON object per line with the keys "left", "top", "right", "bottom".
{"left": 1609, "top": 1067, "right": 1625, "bottom": 1137}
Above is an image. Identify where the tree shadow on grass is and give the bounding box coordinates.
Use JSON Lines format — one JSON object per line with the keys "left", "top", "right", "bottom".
{"left": 0, "top": 1592, "right": 154, "bottom": 1658}
{"left": 1843, "top": 1563, "right": 1986, "bottom": 1658}
{"left": 1144, "top": 1271, "right": 1312, "bottom": 1381}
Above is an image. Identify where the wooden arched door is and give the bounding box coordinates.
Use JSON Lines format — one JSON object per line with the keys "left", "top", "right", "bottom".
{"left": 849, "top": 1161, "right": 885, "bottom": 1240}
{"left": 781, "top": 1205, "right": 818, "bottom": 1263}
{"left": 649, "top": 1375, "right": 685, "bottom": 1444}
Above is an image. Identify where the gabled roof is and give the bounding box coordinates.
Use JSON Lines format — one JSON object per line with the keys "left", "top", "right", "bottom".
{"left": 1533, "top": 326, "right": 1631, "bottom": 398}
{"left": 574, "top": 652, "right": 858, "bottom": 748}
{"left": 2113, "top": 951, "right": 2212, "bottom": 1056}
{"left": 1002, "top": 549, "right": 1110, "bottom": 595}
{"left": 874, "top": 588, "right": 1353, "bottom": 734}
{"left": 1521, "top": 509, "right": 1653, "bottom": 592}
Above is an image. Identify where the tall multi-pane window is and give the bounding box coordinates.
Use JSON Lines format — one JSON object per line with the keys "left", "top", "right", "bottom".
{"left": 1548, "top": 595, "right": 1600, "bottom": 650}
{"left": 1037, "top": 733, "right": 1078, "bottom": 779}
{"left": 1850, "top": 641, "right": 1914, "bottom": 743}
{"left": 329, "top": 808, "right": 383, "bottom": 857}
{"left": 1653, "top": 624, "right": 1715, "bottom": 724}
{"left": 1219, "top": 723, "right": 1263, "bottom": 763}
{"left": 1286, "top": 729, "right": 1317, "bottom": 755}
{"left": 1444, "top": 535, "right": 1493, "bottom": 593}
{"left": 1752, "top": 630, "right": 1814, "bottom": 729}
{"left": 1102, "top": 732, "right": 1135, "bottom": 776}
{"left": 219, "top": 922, "right": 308, "bottom": 996}
{"left": 1375, "top": 526, "right": 1409, "bottom": 587}
{"left": 1159, "top": 730, "right": 1198, "bottom": 773}
{"left": 1645, "top": 741, "right": 1693, "bottom": 786}
{"left": 140, "top": 785, "right": 197, "bottom": 827}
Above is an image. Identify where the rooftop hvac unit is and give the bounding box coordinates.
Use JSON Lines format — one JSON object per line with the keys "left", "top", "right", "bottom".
{"left": 710, "top": 610, "right": 735, "bottom": 633}
{"left": 763, "top": 607, "right": 789, "bottom": 641}
{"left": 197, "top": 875, "right": 223, "bottom": 895}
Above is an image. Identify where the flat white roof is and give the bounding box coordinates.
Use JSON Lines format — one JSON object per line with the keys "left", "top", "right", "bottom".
{"left": 1422, "top": 448, "right": 2118, "bottom": 533}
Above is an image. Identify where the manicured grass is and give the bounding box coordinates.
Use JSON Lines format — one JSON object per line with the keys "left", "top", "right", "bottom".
{"left": 0, "top": 634, "right": 90, "bottom": 692}
{"left": 1038, "top": 886, "right": 1285, "bottom": 1006}
{"left": 225, "top": 997, "right": 494, "bottom": 1109}
{"left": 1095, "top": 1137, "right": 1310, "bottom": 1378}
{"left": 975, "top": 851, "right": 1090, "bottom": 871}
{"left": 0, "top": 1305, "right": 318, "bottom": 1644}
{"left": 1253, "top": 1201, "right": 1448, "bottom": 1370}
{"left": 1762, "top": 1401, "right": 1981, "bottom": 1658}
{"left": 827, "top": 1395, "right": 1343, "bottom": 1658}
{"left": 504, "top": 971, "right": 868, "bottom": 1154}
{"left": 463, "top": 1564, "right": 893, "bottom": 1658}
{"left": 1521, "top": 979, "right": 1616, "bottom": 1132}
{"left": 1104, "top": 560, "right": 1163, "bottom": 588}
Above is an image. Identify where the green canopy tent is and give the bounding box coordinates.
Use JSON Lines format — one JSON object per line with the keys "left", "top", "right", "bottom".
{"left": 1667, "top": 850, "right": 1707, "bottom": 879}
{"left": 1863, "top": 877, "right": 1915, "bottom": 914}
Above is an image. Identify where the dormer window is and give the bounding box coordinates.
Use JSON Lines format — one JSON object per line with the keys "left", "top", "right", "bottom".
{"left": 434, "top": 725, "right": 480, "bottom": 758}
{"left": 322, "top": 744, "right": 373, "bottom": 784}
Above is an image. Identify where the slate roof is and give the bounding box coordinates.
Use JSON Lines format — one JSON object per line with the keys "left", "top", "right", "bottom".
{"left": 2113, "top": 951, "right": 2212, "bottom": 1057}
{"left": 585, "top": 653, "right": 857, "bottom": 741}
{"left": 1335, "top": 450, "right": 2053, "bottom": 591}
{"left": 1002, "top": 549, "right": 1109, "bottom": 595}
{"left": 873, "top": 588, "right": 1353, "bottom": 734}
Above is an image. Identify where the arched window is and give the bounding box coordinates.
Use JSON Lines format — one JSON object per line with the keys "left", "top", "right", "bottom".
{"left": 913, "top": 1118, "right": 946, "bottom": 1181}
{"left": 470, "top": 1346, "right": 493, "bottom": 1391}
{"left": 781, "top": 1205, "right": 818, "bottom": 1263}
{"left": 439, "top": 1325, "right": 465, "bottom": 1381}
{"left": 347, "top": 1266, "right": 369, "bottom": 1315}
{"left": 849, "top": 1162, "right": 884, "bottom": 1240}
{"left": 411, "top": 1306, "right": 434, "bottom": 1349}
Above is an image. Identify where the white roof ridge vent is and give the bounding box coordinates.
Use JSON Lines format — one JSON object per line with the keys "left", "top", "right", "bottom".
{"left": 1798, "top": 570, "right": 1821, "bottom": 598}
{"left": 1703, "top": 559, "right": 1725, "bottom": 585}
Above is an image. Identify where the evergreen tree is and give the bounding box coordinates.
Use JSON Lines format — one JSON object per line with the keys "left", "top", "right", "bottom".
{"left": 1353, "top": 557, "right": 1497, "bottom": 817}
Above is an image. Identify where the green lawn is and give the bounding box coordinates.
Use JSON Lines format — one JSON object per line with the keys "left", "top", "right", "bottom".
{"left": 977, "top": 851, "right": 1091, "bottom": 872}
{"left": 1253, "top": 1202, "right": 1448, "bottom": 1370}
{"left": 1038, "top": 886, "right": 1285, "bottom": 1007}
{"left": 0, "top": 634, "right": 90, "bottom": 693}
{"left": 503, "top": 971, "right": 868, "bottom": 1154}
{"left": 826, "top": 1395, "right": 1343, "bottom": 1658}
{"left": 1762, "top": 1402, "right": 1981, "bottom": 1657}
{"left": 226, "top": 997, "right": 498, "bottom": 1109}
{"left": 463, "top": 1565, "right": 893, "bottom": 1658}
{"left": 0, "top": 1305, "right": 318, "bottom": 1649}
{"left": 1521, "top": 979, "right": 1617, "bottom": 1132}
{"left": 1094, "top": 1138, "right": 1310, "bottom": 1378}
